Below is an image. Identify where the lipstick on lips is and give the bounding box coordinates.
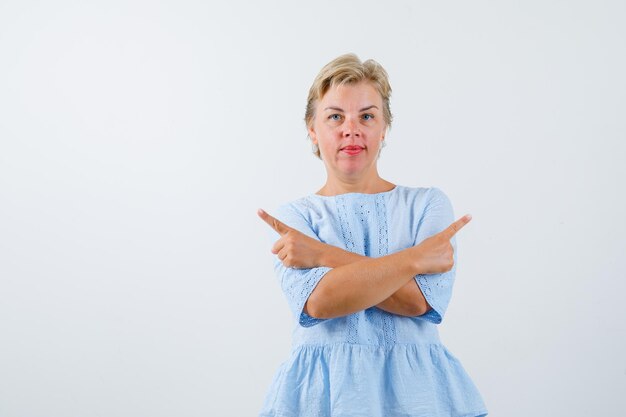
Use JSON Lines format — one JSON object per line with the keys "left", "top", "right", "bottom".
{"left": 341, "top": 145, "right": 364, "bottom": 156}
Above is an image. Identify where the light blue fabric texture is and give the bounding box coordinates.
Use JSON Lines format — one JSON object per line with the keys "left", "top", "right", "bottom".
{"left": 259, "top": 185, "right": 488, "bottom": 417}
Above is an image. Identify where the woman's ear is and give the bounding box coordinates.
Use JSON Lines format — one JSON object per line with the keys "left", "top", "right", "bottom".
{"left": 308, "top": 126, "right": 318, "bottom": 145}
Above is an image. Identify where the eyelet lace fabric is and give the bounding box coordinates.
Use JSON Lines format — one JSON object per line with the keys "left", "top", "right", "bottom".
{"left": 260, "top": 186, "right": 487, "bottom": 417}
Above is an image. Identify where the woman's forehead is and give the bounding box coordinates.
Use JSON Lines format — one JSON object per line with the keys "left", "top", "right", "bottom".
{"left": 319, "top": 81, "right": 382, "bottom": 110}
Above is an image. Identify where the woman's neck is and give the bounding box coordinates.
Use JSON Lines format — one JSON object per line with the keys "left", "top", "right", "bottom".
{"left": 316, "top": 175, "right": 395, "bottom": 196}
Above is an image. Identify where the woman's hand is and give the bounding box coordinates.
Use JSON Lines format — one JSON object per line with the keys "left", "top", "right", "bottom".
{"left": 412, "top": 214, "right": 472, "bottom": 274}
{"left": 258, "top": 209, "right": 328, "bottom": 269}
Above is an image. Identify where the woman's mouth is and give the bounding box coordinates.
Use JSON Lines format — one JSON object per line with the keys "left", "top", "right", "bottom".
{"left": 341, "top": 146, "right": 364, "bottom": 156}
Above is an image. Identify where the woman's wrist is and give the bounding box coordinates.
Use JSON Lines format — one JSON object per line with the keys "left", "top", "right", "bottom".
{"left": 405, "top": 245, "right": 425, "bottom": 275}
{"left": 318, "top": 244, "right": 336, "bottom": 267}
{"left": 320, "top": 244, "right": 365, "bottom": 268}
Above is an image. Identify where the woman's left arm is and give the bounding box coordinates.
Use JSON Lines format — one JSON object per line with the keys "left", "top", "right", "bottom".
{"left": 321, "top": 246, "right": 430, "bottom": 317}
{"left": 258, "top": 209, "right": 429, "bottom": 317}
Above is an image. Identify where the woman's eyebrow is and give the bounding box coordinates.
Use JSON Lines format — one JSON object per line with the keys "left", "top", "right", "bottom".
{"left": 324, "top": 105, "right": 379, "bottom": 112}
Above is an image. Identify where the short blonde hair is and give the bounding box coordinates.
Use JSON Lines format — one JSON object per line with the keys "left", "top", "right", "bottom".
{"left": 305, "top": 53, "right": 393, "bottom": 158}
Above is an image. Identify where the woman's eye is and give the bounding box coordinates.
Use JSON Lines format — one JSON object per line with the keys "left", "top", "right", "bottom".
{"left": 362, "top": 113, "right": 374, "bottom": 121}
{"left": 329, "top": 114, "right": 342, "bottom": 121}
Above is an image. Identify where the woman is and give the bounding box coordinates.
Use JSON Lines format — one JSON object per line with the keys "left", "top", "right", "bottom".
{"left": 257, "top": 54, "right": 488, "bottom": 417}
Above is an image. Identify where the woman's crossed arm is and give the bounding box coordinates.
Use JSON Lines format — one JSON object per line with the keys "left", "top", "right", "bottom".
{"left": 319, "top": 246, "right": 428, "bottom": 317}
{"left": 257, "top": 209, "right": 470, "bottom": 320}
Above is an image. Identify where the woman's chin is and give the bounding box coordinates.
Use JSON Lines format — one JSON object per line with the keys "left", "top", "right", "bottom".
{"left": 332, "top": 162, "right": 372, "bottom": 178}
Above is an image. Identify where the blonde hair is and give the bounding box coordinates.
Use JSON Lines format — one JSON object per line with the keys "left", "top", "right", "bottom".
{"left": 305, "top": 53, "right": 393, "bottom": 158}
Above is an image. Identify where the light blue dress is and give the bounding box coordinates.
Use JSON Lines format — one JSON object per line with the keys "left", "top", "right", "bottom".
{"left": 259, "top": 185, "right": 488, "bottom": 417}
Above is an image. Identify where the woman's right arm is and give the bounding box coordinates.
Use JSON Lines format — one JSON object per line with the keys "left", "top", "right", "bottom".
{"left": 258, "top": 208, "right": 471, "bottom": 321}
{"left": 304, "top": 246, "right": 424, "bottom": 318}
{"left": 318, "top": 246, "right": 431, "bottom": 317}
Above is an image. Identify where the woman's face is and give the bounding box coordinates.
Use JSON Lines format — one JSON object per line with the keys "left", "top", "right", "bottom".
{"left": 308, "top": 81, "right": 386, "bottom": 180}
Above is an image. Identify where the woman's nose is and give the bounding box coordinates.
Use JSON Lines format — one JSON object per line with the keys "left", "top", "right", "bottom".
{"left": 342, "top": 118, "right": 360, "bottom": 137}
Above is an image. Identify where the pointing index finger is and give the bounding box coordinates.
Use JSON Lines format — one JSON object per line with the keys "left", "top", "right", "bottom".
{"left": 443, "top": 214, "right": 472, "bottom": 239}
{"left": 257, "top": 208, "right": 292, "bottom": 236}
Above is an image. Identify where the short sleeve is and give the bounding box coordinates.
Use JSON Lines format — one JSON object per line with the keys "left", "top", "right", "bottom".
{"left": 413, "top": 188, "right": 458, "bottom": 324}
{"left": 269, "top": 203, "right": 332, "bottom": 328}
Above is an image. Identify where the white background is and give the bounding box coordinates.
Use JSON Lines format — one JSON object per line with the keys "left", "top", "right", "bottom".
{"left": 1, "top": 1, "right": 624, "bottom": 416}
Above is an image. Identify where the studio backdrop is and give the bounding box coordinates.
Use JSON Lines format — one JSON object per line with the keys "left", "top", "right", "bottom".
{"left": 0, "top": 1, "right": 624, "bottom": 416}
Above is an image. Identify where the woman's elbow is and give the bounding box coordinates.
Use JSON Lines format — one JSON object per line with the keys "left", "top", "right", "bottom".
{"left": 303, "top": 299, "right": 321, "bottom": 319}
{"left": 304, "top": 289, "right": 337, "bottom": 319}
{"left": 304, "top": 297, "right": 328, "bottom": 319}
{"left": 413, "top": 300, "right": 432, "bottom": 317}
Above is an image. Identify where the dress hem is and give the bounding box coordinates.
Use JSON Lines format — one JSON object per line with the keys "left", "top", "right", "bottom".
{"left": 259, "top": 409, "right": 489, "bottom": 417}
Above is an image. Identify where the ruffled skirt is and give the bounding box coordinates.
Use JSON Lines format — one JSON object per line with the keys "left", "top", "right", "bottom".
{"left": 259, "top": 343, "right": 487, "bottom": 417}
